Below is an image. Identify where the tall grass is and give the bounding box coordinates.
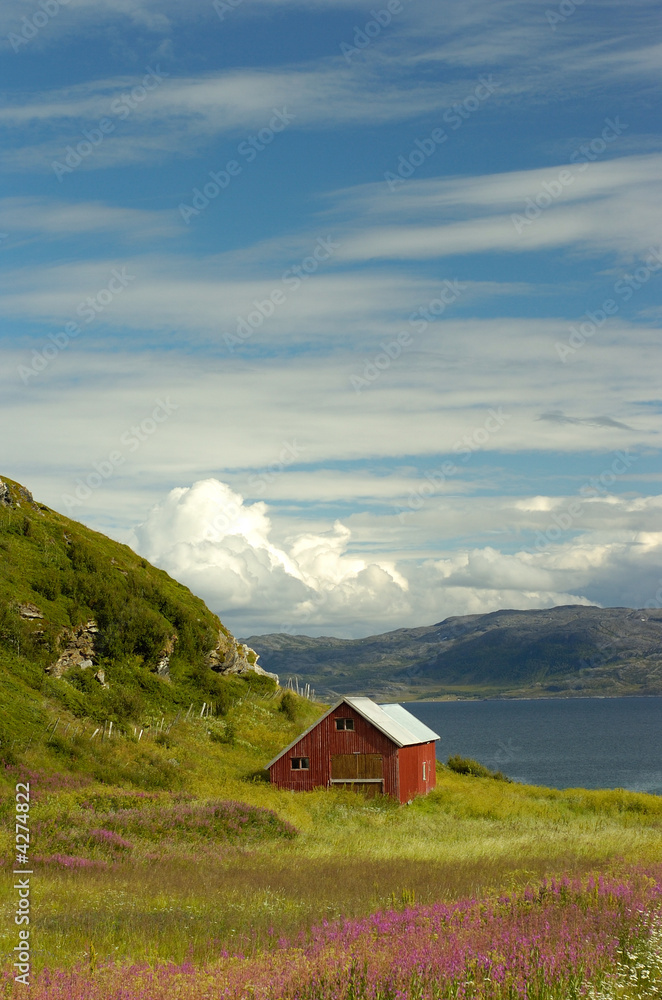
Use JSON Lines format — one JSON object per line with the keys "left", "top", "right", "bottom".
{"left": 1, "top": 692, "right": 662, "bottom": 981}
{"left": 3, "top": 869, "right": 661, "bottom": 999}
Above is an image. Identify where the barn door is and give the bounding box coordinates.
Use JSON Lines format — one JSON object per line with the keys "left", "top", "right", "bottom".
{"left": 331, "top": 754, "right": 383, "bottom": 779}
{"left": 330, "top": 754, "right": 383, "bottom": 795}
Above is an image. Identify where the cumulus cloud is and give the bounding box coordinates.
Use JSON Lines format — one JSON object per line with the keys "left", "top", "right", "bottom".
{"left": 125, "top": 478, "right": 662, "bottom": 638}
{"left": 129, "top": 479, "right": 412, "bottom": 634}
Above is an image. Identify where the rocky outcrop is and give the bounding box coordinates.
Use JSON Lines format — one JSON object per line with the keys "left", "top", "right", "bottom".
{"left": 0, "top": 479, "right": 12, "bottom": 507}
{"left": 17, "top": 485, "right": 36, "bottom": 508}
{"left": 19, "top": 603, "right": 43, "bottom": 620}
{"left": 206, "top": 630, "right": 278, "bottom": 683}
{"left": 154, "top": 634, "right": 177, "bottom": 677}
{"left": 0, "top": 478, "right": 43, "bottom": 514}
{"left": 48, "top": 621, "right": 105, "bottom": 683}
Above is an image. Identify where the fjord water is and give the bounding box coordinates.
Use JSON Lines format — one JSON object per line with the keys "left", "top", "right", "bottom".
{"left": 406, "top": 697, "right": 662, "bottom": 794}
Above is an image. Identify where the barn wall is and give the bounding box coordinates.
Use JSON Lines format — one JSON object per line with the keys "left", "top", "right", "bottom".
{"left": 269, "top": 702, "right": 400, "bottom": 797}
{"left": 397, "top": 741, "right": 437, "bottom": 802}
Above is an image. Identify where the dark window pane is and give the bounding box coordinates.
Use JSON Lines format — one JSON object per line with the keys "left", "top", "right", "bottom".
{"left": 345, "top": 719, "right": 354, "bottom": 730}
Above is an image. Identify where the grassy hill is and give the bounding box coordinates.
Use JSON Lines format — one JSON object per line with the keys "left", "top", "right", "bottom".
{"left": 0, "top": 474, "right": 280, "bottom": 771}
{"left": 244, "top": 605, "right": 662, "bottom": 700}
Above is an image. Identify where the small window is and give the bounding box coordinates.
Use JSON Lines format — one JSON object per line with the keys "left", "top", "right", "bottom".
{"left": 291, "top": 757, "right": 309, "bottom": 770}
{"left": 335, "top": 718, "right": 354, "bottom": 731}
{"left": 422, "top": 762, "right": 427, "bottom": 781}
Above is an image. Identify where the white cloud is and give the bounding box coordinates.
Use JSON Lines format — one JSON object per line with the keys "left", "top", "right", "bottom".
{"left": 0, "top": 198, "right": 178, "bottom": 242}
{"left": 0, "top": 65, "right": 447, "bottom": 172}
{"left": 337, "top": 155, "right": 662, "bottom": 262}
{"left": 124, "top": 477, "right": 662, "bottom": 637}
{"left": 129, "top": 479, "right": 411, "bottom": 633}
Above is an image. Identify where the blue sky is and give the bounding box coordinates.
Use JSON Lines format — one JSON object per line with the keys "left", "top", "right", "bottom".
{"left": 2, "top": 0, "right": 661, "bottom": 637}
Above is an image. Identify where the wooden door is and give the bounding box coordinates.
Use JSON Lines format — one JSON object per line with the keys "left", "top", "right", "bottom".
{"left": 331, "top": 754, "right": 383, "bottom": 778}
{"left": 330, "top": 754, "right": 383, "bottom": 791}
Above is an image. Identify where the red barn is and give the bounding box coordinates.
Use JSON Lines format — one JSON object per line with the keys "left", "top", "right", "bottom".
{"left": 266, "top": 697, "right": 439, "bottom": 804}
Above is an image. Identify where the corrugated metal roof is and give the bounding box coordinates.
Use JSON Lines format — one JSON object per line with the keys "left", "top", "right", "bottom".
{"left": 378, "top": 703, "right": 440, "bottom": 744}
{"left": 265, "top": 696, "right": 439, "bottom": 769}
{"left": 343, "top": 697, "right": 424, "bottom": 747}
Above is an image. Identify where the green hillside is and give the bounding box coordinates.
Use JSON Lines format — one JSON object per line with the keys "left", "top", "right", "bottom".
{"left": 0, "top": 474, "right": 279, "bottom": 770}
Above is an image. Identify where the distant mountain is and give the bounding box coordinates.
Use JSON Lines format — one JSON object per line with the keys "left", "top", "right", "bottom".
{"left": 243, "top": 606, "right": 662, "bottom": 700}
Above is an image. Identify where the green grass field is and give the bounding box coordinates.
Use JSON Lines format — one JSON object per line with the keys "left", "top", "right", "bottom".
{"left": 2, "top": 688, "right": 661, "bottom": 979}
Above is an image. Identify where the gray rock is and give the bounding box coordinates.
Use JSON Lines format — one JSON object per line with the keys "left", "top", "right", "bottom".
{"left": 206, "top": 631, "right": 278, "bottom": 683}
{"left": 48, "top": 621, "right": 99, "bottom": 679}
{"left": 19, "top": 603, "right": 43, "bottom": 620}
{"left": 0, "top": 479, "right": 13, "bottom": 507}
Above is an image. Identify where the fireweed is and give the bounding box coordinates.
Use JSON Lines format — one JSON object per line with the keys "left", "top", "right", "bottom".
{"left": 4, "top": 869, "right": 660, "bottom": 999}
{"left": 13, "top": 799, "right": 297, "bottom": 866}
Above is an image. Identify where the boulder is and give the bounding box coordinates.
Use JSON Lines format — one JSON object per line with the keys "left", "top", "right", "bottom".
{"left": 206, "top": 631, "right": 278, "bottom": 683}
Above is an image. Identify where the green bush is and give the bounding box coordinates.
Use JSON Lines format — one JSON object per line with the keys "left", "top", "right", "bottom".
{"left": 446, "top": 754, "right": 511, "bottom": 782}
{"left": 279, "top": 690, "right": 299, "bottom": 722}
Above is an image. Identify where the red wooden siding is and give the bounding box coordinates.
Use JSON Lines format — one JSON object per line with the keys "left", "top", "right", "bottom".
{"left": 268, "top": 701, "right": 438, "bottom": 803}
{"left": 268, "top": 703, "right": 400, "bottom": 797}
{"left": 397, "top": 741, "right": 436, "bottom": 802}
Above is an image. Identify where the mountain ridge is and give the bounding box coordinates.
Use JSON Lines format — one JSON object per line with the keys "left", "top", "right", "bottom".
{"left": 243, "top": 604, "right": 662, "bottom": 700}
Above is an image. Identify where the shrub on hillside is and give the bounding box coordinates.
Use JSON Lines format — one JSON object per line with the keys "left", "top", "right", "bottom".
{"left": 446, "top": 754, "right": 511, "bottom": 781}
{"left": 279, "top": 690, "right": 300, "bottom": 722}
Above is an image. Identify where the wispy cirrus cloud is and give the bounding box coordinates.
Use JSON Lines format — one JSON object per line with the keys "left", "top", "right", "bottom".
{"left": 334, "top": 154, "right": 662, "bottom": 262}
{"left": 0, "top": 197, "right": 179, "bottom": 241}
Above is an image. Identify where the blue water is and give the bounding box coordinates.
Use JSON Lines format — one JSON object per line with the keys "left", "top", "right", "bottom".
{"left": 405, "top": 697, "right": 662, "bottom": 794}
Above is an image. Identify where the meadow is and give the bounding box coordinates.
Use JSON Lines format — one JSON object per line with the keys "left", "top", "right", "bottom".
{"left": 2, "top": 689, "right": 662, "bottom": 998}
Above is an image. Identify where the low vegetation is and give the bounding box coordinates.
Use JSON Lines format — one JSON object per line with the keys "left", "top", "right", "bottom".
{"left": 12, "top": 869, "right": 660, "bottom": 1000}
{"left": 446, "top": 754, "right": 511, "bottom": 781}
{"left": 1, "top": 687, "right": 662, "bottom": 994}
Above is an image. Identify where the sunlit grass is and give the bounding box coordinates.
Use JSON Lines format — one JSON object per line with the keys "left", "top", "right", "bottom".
{"left": 1, "top": 690, "right": 661, "bottom": 980}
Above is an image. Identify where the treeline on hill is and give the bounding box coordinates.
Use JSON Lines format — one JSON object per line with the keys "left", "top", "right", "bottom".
{"left": 0, "top": 477, "right": 276, "bottom": 747}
